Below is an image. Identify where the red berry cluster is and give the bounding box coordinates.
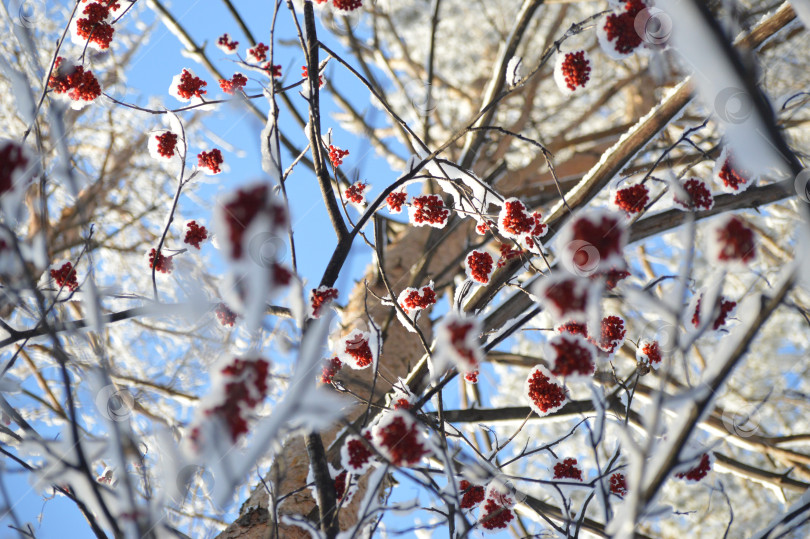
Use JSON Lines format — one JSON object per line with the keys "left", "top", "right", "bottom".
{"left": 247, "top": 42, "right": 269, "bottom": 63}
{"left": 497, "top": 243, "right": 522, "bottom": 267}
{"left": 264, "top": 64, "right": 282, "bottom": 78}
{"left": 222, "top": 184, "right": 287, "bottom": 260}
{"left": 50, "top": 262, "right": 79, "bottom": 292}
{"left": 715, "top": 216, "right": 756, "bottom": 264}
{"left": 593, "top": 268, "right": 631, "bottom": 290}
{"left": 373, "top": 411, "right": 429, "bottom": 466}
{"left": 333, "top": 0, "right": 363, "bottom": 10}
{"left": 560, "top": 51, "right": 591, "bottom": 91}
{"left": 344, "top": 432, "right": 374, "bottom": 472}
{"left": 219, "top": 73, "right": 248, "bottom": 95}
{"left": 410, "top": 195, "right": 449, "bottom": 227}
{"left": 610, "top": 473, "right": 627, "bottom": 497}
{"left": 459, "top": 480, "right": 485, "bottom": 509}
{"left": 527, "top": 366, "right": 567, "bottom": 415}
{"left": 558, "top": 321, "right": 588, "bottom": 338}
{"left": 0, "top": 142, "right": 29, "bottom": 194}
{"left": 175, "top": 69, "right": 207, "bottom": 100}
{"left": 554, "top": 457, "right": 583, "bottom": 481}
{"left": 328, "top": 144, "right": 349, "bottom": 167}
{"left": 500, "top": 199, "right": 535, "bottom": 236}
{"left": 549, "top": 335, "right": 595, "bottom": 378}
{"left": 718, "top": 156, "right": 748, "bottom": 192}
{"left": 640, "top": 340, "right": 661, "bottom": 367}
{"left": 48, "top": 58, "right": 102, "bottom": 102}
{"left": 155, "top": 132, "right": 178, "bottom": 159}
{"left": 302, "top": 66, "right": 325, "bottom": 87}
{"left": 386, "top": 191, "right": 407, "bottom": 213}
{"left": 217, "top": 33, "right": 239, "bottom": 52}
{"left": 595, "top": 315, "right": 626, "bottom": 354}
{"left": 320, "top": 357, "right": 343, "bottom": 384}
{"left": 206, "top": 357, "right": 271, "bottom": 441}
{"left": 615, "top": 183, "right": 649, "bottom": 214}
{"left": 76, "top": 2, "right": 115, "bottom": 49}
{"left": 345, "top": 332, "right": 373, "bottom": 368}
{"left": 344, "top": 181, "right": 368, "bottom": 204}
{"left": 466, "top": 250, "right": 494, "bottom": 284}
{"left": 465, "top": 371, "right": 479, "bottom": 383}
{"left": 445, "top": 319, "right": 480, "bottom": 372}
{"left": 197, "top": 149, "right": 224, "bottom": 174}
{"left": 568, "top": 213, "right": 625, "bottom": 264}
{"left": 476, "top": 219, "right": 495, "bottom": 235}
{"left": 675, "top": 178, "right": 714, "bottom": 211}
{"left": 692, "top": 294, "right": 736, "bottom": 330}
{"left": 148, "top": 248, "right": 173, "bottom": 274}
{"left": 603, "top": 1, "right": 645, "bottom": 55}
{"left": 676, "top": 453, "right": 711, "bottom": 482}
{"left": 215, "top": 303, "right": 237, "bottom": 327}
{"left": 184, "top": 221, "right": 208, "bottom": 249}
{"left": 480, "top": 497, "right": 515, "bottom": 530}
{"left": 392, "top": 397, "right": 412, "bottom": 410}
{"left": 400, "top": 284, "right": 436, "bottom": 313}
{"left": 310, "top": 286, "right": 339, "bottom": 318}
{"left": 542, "top": 277, "right": 588, "bottom": 319}
{"left": 223, "top": 185, "right": 267, "bottom": 259}
{"left": 334, "top": 470, "right": 348, "bottom": 501}
{"left": 524, "top": 212, "right": 547, "bottom": 248}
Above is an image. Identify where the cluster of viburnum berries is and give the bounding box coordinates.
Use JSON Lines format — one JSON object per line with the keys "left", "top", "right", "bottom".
{"left": 74, "top": 0, "right": 119, "bottom": 50}
{"left": 314, "top": 0, "right": 363, "bottom": 11}
{"left": 48, "top": 58, "right": 102, "bottom": 103}
{"left": 50, "top": 262, "right": 79, "bottom": 292}
{"left": 613, "top": 151, "right": 752, "bottom": 216}
{"left": 192, "top": 356, "right": 271, "bottom": 444}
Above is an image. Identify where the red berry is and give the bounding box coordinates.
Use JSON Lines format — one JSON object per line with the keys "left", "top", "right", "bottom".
{"left": 198, "top": 149, "right": 224, "bottom": 174}
{"left": 675, "top": 453, "right": 711, "bottom": 482}
{"left": 466, "top": 250, "right": 494, "bottom": 284}
{"left": 215, "top": 303, "right": 237, "bottom": 327}
{"left": 155, "top": 132, "right": 178, "bottom": 159}
{"left": 386, "top": 191, "right": 407, "bottom": 214}
{"left": 615, "top": 183, "right": 649, "bottom": 214}
{"left": 559, "top": 51, "right": 591, "bottom": 91}
{"left": 50, "top": 262, "right": 79, "bottom": 291}
{"left": 328, "top": 145, "right": 349, "bottom": 167}
{"left": 148, "top": 248, "right": 173, "bottom": 274}
{"left": 247, "top": 43, "right": 269, "bottom": 63}
{"left": 320, "top": 357, "right": 342, "bottom": 384}
{"left": 409, "top": 195, "right": 449, "bottom": 227}
{"left": 184, "top": 221, "right": 208, "bottom": 249}
{"left": 553, "top": 457, "right": 583, "bottom": 481}
{"left": 175, "top": 69, "right": 207, "bottom": 100}
{"left": 714, "top": 216, "right": 756, "bottom": 264}
{"left": 610, "top": 473, "right": 627, "bottom": 496}
{"left": 674, "top": 178, "right": 713, "bottom": 211}
{"left": 526, "top": 365, "right": 567, "bottom": 416}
